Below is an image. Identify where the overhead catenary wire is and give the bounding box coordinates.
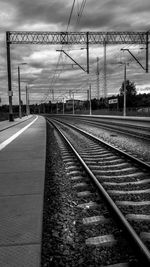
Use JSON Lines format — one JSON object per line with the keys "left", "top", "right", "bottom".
{"left": 75, "top": 0, "right": 87, "bottom": 27}
{"left": 42, "top": 0, "right": 77, "bottom": 103}
{"left": 43, "top": 0, "right": 88, "bottom": 103}
{"left": 41, "top": 8, "right": 146, "bottom": 103}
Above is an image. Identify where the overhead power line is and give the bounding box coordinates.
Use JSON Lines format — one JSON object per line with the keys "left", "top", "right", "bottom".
{"left": 76, "top": 0, "right": 87, "bottom": 26}
{"left": 42, "top": 0, "right": 76, "bottom": 102}
{"left": 66, "top": 0, "right": 76, "bottom": 31}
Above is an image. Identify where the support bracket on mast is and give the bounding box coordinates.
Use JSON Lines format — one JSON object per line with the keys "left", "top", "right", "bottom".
{"left": 121, "top": 45, "right": 149, "bottom": 73}
{"left": 56, "top": 49, "right": 87, "bottom": 72}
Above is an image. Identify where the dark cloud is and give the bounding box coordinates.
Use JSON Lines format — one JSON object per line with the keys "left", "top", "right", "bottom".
{"left": 127, "top": 0, "right": 150, "bottom": 13}
{"left": 1, "top": 0, "right": 150, "bottom": 104}
{"left": 75, "top": 0, "right": 150, "bottom": 31}
{"left": 2, "top": 0, "right": 71, "bottom": 29}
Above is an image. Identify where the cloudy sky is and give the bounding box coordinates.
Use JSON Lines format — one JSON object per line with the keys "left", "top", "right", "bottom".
{"left": 0, "top": 0, "right": 150, "bottom": 105}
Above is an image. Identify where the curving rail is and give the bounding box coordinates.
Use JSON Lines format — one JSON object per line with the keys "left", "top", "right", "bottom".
{"left": 48, "top": 114, "right": 150, "bottom": 141}
{"left": 47, "top": 116, "right": 150, "bottom": 266}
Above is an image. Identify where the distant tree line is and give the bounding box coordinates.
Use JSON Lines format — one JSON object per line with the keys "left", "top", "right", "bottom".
{"left": 0, "top": 80, "right": 150, "bottom": 118}
{"left": 91, "top": 80, "right": 150, "bottom": 110}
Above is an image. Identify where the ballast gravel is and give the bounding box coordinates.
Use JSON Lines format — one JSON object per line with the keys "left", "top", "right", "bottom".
{"left": 70, "top": 122, "right": 150, "bottom": 164}
{"left": 41, "top": 124, "right": 82, "bottom": 267}
{"left": 41, "top": 122, "right": 139, "bottom": 266}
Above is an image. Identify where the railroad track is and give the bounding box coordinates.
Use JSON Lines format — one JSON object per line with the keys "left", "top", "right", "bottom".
{"left": 46, "top": 117, "right": 150, "bottom": 266}
{"left": 48, "top": 115, "right": 150, "bottom": 141}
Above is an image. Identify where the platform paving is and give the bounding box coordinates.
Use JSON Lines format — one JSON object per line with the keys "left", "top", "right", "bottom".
{"left": 0, "top": 115, "right": 33, "bottom": 132}
{"left": 0, "top": 115, "right": 46, "bottom": 267}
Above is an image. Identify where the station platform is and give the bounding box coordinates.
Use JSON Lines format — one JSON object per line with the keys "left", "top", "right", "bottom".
{"left": 0, "top": 115, "right": 33, "bottom": 132}
{"left": 0, "top": 115, "right": 46, "bottom": 267}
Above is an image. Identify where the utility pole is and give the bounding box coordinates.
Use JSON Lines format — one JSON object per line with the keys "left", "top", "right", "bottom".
{"left": 63, "top": 98, "right": 65, "bottom": 114}
{"left": 26, "top": 85, "right": 30, "bottom": 116}
{"left": 69, "top": 90, "right": 71, "bottom": 98}
{"left": 118, "top": 60, "right": 128, "bottom": 116}
{"left": 72, "top": 92, "right": 75, "bottom": 115}
{"left": 96, "top": 57, "right": 100, "bottom": 99}
{"left": 52, "top": 89, "right": 54, "bottom": 101}
{"left": 86, "top": 31, "right": 92, "bottom": 115}
{"left": 56, "top": 101, "right": 58, "bottom": 114}
{"left": 86, "top": 32, "right": 89, "bottom": 74}
{"left": 18, "top": 66, "right": 22, "bottom": 119}
{"left": 146, "top": 31, "right": 149, "bottom": 73}
{"left": 6, "top": 32, "right": 13, "bottom": 121}
{"left": 103, "top": 40, "right": 107, "bottom": 98}
{"left": 123, "top": 63, "right": 127, "bottom": 117}
{"left": 18, "top": 63, "right": 27, "bottom": 119}
{"left": 89, "top": 84, "right": 92, "bottom": 115}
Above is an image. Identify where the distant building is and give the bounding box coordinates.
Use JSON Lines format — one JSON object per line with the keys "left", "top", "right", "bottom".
{"left": 66, "top": 99, "right": 84, "bottom": 110}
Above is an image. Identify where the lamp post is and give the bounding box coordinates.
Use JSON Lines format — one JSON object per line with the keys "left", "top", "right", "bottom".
{"left": 18, "top": 63, "right": 27, "bottom": 119}
{"left": 118, "top": 59, "right": 128, "bottom": 117}
{"left": 56, "top": 101, "right": 58, "bottom": 114}
{"left": 63, "top": 98, "right": 65, "bottom": 114}
{"left": 72, "top": 92, "right": 75, "bottom": 115}
{"left": 123, "top": 63, "right": 127, "bottom": 117}
{"left": 26, "top": 85, "right": 30, "bottom": 116}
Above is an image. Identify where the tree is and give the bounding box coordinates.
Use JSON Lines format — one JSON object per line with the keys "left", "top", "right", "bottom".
{"left": 119, "top": 80, "right": 137, "bottom": 108}
{"left": 119, "top": 80, "right": 137, "bottom": 96}
{"left": 91, "top": 98, "right": 99, "bottom": 110}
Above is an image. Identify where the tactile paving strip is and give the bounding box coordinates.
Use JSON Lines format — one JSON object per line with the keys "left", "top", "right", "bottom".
{"left": 0, "top": 244, "right": 40, "bottom": 267}
{"left": 0, "top": 171, "right": 43, "bottom": 196}
{"left": 0, "top": 195, "right": 42, "bottom": 246}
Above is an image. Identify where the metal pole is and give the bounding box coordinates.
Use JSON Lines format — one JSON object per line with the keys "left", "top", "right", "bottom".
{"left": 104, "top": 40, "right": 107, "bottom": 98}
{"left": 86, "top": 32, "right": 89, "bottom": 74}
{"left": 28, "top": 86, "right": 30, "bottom": 115}
{"left": 63, "top": 98, "right": 64, "bottom": 114}
{"left": 89, "top": 84, "right": 92, "bottom": 115}
{"left": 146, "top": 32, "right": 149, "bottom": 73}
{"left": 26, "top": 85, "right": 29, "bottom": 116}
{"left": 123, "top": 63, "right": 126, "bottom": 116}
{"left": 73, "top": 93, "right": 74, "bottom": 115}
{"left": 97, "top": 57, "right": 100, "bottom": 99}
{"left": 86, "top": 32, "right": 92, "bottom": 115}
{"left": 26, "top": 85, "right": 27, "bottom": 116}
{"left": 56, "top": 102, "right": 58, "bottom": 114}
{"left": 6, "top": 32, "right": 14, "bottom": 121}
{"left": 18, "top": 66, "right": 22, "bottom": 119}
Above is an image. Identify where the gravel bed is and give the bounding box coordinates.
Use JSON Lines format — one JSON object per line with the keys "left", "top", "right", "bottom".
{"left": 62, "top": 120, "right": 150, "bottom": 164}
{"left": 129, "top": 221, "right": 150, "bottom": 243}
{"left": 41, "top": 122, "right": 139, "bottom": 266}
{"left": 41, "top": 124, "right": 81, "bottom": 267}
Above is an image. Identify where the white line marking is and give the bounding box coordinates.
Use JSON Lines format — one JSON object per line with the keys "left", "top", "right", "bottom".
{"left": 0, "top": 116, "right": 38, "bottom": 151}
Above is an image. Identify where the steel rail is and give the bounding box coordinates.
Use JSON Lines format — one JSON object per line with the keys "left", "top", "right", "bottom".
{"left": 64, "top": 117, "right": 150, "bottom": 141}
{"left": 48, "top": 115, "right": 150, "bottom": 140}
{"left": 76, "top": 117, "right": 150, "bottom": 131}
{"left": 50, "top": 114, "right": 150, "bottom": 127}
{"left": 47, "top": 118, "right": 150, "bottom": 265}
{"left": 50, "top": 117, "right": 150, "bottom": 171}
